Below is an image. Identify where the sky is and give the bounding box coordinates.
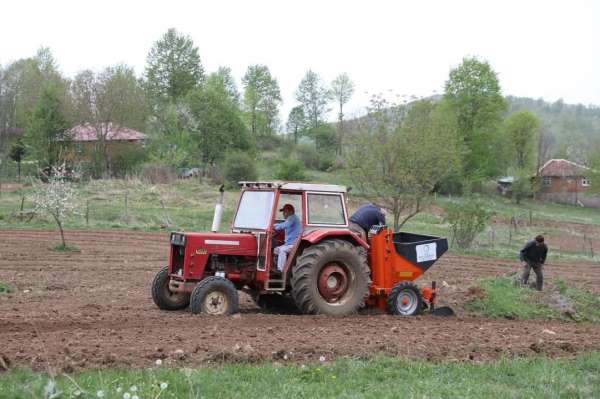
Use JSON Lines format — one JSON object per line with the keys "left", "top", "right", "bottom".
{"left": 1, "top": 0, "right": 599, "bottom": 122}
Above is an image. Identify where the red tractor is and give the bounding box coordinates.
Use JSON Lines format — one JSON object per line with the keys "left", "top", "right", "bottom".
{"left": 151, "top": 182, "right": 449, "bottom": 316}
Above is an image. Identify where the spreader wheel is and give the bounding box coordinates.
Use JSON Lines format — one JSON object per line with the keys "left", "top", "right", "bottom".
{"left": 190, "top": 276, "right": 239, "bottom": 315}
{"left": 291, "top": 239, "right": 370, "bottom": 315}
{"left": 387, "top": 281, "right": 423, "bottom": 316}
{"left": 151, "top": 267, "right": 190, "bottom": 310}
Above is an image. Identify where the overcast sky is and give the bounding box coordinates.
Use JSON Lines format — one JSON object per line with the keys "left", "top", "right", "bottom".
{"left": 1, "top": 0, "right": 599, "bottom": 121}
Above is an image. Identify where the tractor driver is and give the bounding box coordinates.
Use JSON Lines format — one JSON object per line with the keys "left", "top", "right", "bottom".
{"left": 273, "top": 203, "right": 301, "bottom": 272}
{"left": 349, "top": 203, "right": 386, "bottom": 240}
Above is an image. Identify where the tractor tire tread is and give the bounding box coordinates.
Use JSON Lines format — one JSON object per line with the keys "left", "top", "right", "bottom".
{"left": 291, "top": 239, "right": 370, "bottom": 315}
{"left": 151, "top": 266, "right": 190, "bottom": 311}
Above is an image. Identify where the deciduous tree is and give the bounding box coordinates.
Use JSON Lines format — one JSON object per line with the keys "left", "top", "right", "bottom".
{"left": 346, "top": 99, "right": 460, "bottom": 229}
{"left": 295, "top": 70, "right": 329, "bottom": 130}
{"left": 504, "top": 110, "right": 539, "bottom": 170}
{"left": 242, "top": 65, "right": 281, "bottom": 137}
{"left": 145, "top": 28, "right": 204, "bottom": 104}
{"left": 443, "top": 57, "right": 507, "bottom": 181}
{"left": 330, "top": 73, "right": 354, "bottom": 155}
{"left": 286, "top": 106, "right": 306, "bottom": 144}
{"left": 24, "top": 83, "right": 69, "bottom": 169}
{"left": 71, "top": 64, "right": 147, "bottom": 175}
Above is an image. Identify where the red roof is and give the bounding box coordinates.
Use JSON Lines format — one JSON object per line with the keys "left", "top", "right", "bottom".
{"left": 539, "top": 159, "right": 589, "bottom": 177}
{"left": 68, "top": 123, "right": 146, "bottom": 142}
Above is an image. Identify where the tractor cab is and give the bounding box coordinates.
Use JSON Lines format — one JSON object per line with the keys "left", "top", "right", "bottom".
{"left": 233, "top": 182, "right": 356, "bottom": 280}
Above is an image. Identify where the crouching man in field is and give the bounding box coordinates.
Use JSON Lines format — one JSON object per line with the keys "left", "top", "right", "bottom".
{"left": 273, "top": 204, "right": 301, "bottom": 272}
{"left": 520, "top": 235, "right": 548, "bottom": 291}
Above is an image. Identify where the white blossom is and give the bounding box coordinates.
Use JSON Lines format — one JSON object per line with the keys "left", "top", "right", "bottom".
{"left": 160, "top": 382, "right": 168, "bottom": 390}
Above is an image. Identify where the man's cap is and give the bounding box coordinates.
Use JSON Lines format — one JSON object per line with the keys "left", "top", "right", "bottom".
{"left": 279, "top": 203, "right": 295, "bottom": 212}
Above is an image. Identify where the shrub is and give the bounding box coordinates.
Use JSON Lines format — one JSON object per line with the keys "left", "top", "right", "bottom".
{"left": 222, "top": 151, "right": 258, "bottom": 186}
{"left": 444, "top": 196, "right": 491, "bottom": 249}
{"left": 296, "top": 143, "right": 320, "bottom": 169}
{"left": 275, "top": 158, "right": 306, "bottom": 181}
{"left": 141, "top": 164, "right": 177, "bottom": 184}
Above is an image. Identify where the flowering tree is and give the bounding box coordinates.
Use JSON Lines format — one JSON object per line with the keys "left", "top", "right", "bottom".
{"left": 33, "top": 165, "right": 78, "bottom": 249}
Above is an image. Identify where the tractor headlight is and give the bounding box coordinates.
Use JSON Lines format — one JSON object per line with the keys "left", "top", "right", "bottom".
{"left": 170, "top": 232, "right": 186, "bottom": 246}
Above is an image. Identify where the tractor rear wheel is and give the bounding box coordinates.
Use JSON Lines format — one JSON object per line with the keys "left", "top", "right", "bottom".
{"left": 291, "top": 239, "right": 370, "bottom": 315}
{"left": 387, "top": 281, "right": 423, "bottom": 316}
{"left": 190, "top": 276, "right": 239, "bottom": 315}
{"left": 151, "top": 267, "right": 190, "bottom": 310}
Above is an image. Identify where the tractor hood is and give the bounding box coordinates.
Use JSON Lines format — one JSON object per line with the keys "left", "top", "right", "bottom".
{"left": 183, "top": 232, "right": 257, "bottom": 256}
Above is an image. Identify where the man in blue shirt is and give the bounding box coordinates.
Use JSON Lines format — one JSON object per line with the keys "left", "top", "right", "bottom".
{"left": 349, "top": 203, "right": 386, "bottom": 240}
{"left": 273, "top": 203, "right": 301, "bottom": 272}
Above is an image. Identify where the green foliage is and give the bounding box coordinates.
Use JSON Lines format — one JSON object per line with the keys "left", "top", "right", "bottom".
{"left": 444, "top": 196, "right": 491, "bottom": 249}
{"left": 3, "top": 355, "right": 600, "bottom": 398}
{"left": 52, "top": 243, "right": 79, "bottom": 252}
{"left": 242, "top": 65, "right": 282, "bottom": 137}
{"left": 467, "top": 277, "right": 600, "bottom": 322}
{"left": 511, "top": 170, "right": 533, "bottom": 204}
{"left": 347, "top": 99, "right": 460, "bottom": 229}
{"left": 295, "top": 70, "right": 329, "bottom": 129}
{"left": 24, "top": 83, "right": 69, "bottom": 168}
{"left": 222, "top": 151, "right": 258, "bottom": 186}
{"left": 145, "top": 28, "right": 204, "bottom": 103}
{"left": 504, "top": 110, "right": 539, "bottom": 169}
{"left": 286, "top": 105, "right": 306, "bottom": 144}
{"left": 507, "top": 96, "right": 600, "bottom": 163}
{"left": 275, "top": 158, "right": 307, "bottom": 181}
{"left": 0, "top": 281, "right": 14, "bottom": 294}
{"left": 206, "top": 67, "right": 240, "bottom": 105}
{"left": 186, "top": 85, "right": 252, "bottom": 165}
{"left": 330, "top": 73, "right": 354, "bottom": 155}
{"left": 444, "top": 57, "right": 507, "bottom": 181}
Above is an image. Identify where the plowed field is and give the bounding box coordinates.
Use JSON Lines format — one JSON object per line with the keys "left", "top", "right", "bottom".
{"left": 1, "top": 229, "right": 599, "bottom": 372}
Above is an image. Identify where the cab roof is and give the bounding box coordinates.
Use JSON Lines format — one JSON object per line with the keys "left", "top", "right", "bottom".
{"left": 239, "top": 181, "right": 347, "bottom": 193}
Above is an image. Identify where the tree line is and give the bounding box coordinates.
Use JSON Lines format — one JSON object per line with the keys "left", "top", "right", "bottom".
{"left": 1, "top": 28, "right": 599, "bottom": 225}
{"left": 0, "top": 29, "right": 356, "bottom": 178}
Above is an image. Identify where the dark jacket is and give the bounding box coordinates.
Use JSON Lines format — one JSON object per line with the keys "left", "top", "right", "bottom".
{"left": 349, "top": 203, "right": 386, "bottom": 232}
{"left": 520, "top": 240, "right": 548, "bottom": 264}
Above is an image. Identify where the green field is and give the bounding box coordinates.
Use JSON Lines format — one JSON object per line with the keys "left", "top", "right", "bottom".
{"left": 2, "top": 355, "right": 599, "bottom": 399}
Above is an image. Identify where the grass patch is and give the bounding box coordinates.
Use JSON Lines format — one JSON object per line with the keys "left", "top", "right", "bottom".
{"left": 51, "top": 243, "right": 80, "bottom": 252}
{"left": 0, "top": 281, "right": 14, "bottom": 294}
{"left": 466, "top": 276, "right": 600, "bottom": 322}
{"left": 2, "top": 355, "right": 600, "bottom": 398}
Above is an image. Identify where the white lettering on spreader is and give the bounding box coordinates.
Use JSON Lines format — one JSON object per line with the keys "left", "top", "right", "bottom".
{"left": 416, "top": 243, "right": 437, "bottom": 263}
{"left": 204, "top": 240, "right": 240, "bottom": 246}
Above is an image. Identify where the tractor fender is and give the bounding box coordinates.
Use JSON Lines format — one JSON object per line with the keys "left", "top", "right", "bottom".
{"left": 301, "top": 228, "right": 369, "bottom": 250}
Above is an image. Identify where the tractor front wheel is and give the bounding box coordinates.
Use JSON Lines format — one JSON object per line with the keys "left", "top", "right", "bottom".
{"left": 291, "top": 239, "right": 370, "bottom": 315}
{"left": 190, "top": 276, "right": 239, "bottom": 315}
{"left": 151, "top": 267, "right": 190, "bottom": 310}
{"left": 387, "top": 282, "right": 423, "bottom": 316}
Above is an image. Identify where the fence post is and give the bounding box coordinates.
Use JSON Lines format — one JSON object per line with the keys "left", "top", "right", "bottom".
{"left": 19, "top": 194, "right": 25, "bottom": 221}
{"left": 85, "top": 199, "right": 90, "bottom": 227}
{"left": 125, "top": 192, "right": 129, "bottom": 225}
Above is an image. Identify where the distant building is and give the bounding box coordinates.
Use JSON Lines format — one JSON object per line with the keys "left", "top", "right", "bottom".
{"left": 536, "top": 159, "right": 599, "bottom": 208}
{"left": 67, "top": 123, "right": 147, "bottom": 173}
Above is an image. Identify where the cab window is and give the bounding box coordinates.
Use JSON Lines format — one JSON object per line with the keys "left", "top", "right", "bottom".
{"left": 307, "top": 193, "right": 346, "bottom": 225}
{"left": 276, "top": 193, "right": 303, "bottom": 222}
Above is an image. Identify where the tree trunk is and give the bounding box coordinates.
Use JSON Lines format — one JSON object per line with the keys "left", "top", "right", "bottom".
{"left": 54, "top": 213, "right": 66, "bottom": 248}
{"left": 17, "top": 160, "right": 21, "bottom": 182}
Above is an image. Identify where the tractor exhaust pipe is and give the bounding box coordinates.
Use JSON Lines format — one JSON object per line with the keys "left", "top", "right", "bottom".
{"left": 211, "top": 185, "right": 225, "bottom": 232}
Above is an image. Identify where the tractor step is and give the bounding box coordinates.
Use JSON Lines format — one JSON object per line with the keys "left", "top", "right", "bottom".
{"left": 266, "top": 279, "right": 285, "bottom": 291}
